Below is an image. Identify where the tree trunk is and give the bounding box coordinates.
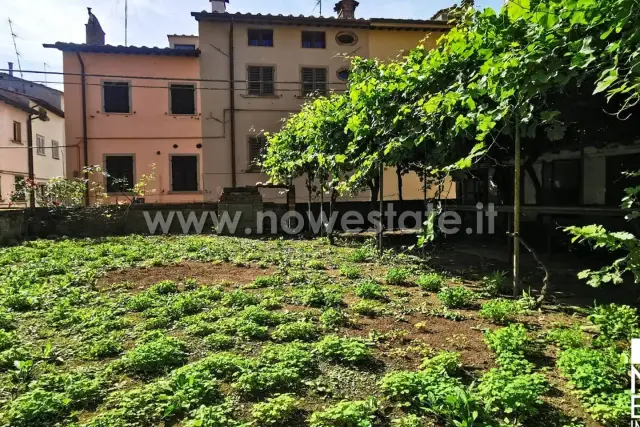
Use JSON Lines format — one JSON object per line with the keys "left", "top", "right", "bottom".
{"left": 524, "top": 159, "right": 543, "bottom": 205}
{"left": 328, "top": 188, "right": 338, "bottom": 245}
{"left": 396, "top": 166, "right": 404, "bottom": 202}
{"left": 513, "top": 119, "right": 522, "bottom": 296}
{"left": 306, "top": 179, "right": 313, "bottom": 237}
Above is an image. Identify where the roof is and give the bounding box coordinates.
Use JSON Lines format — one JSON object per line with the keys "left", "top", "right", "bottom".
{"left": 430, "top": 7, "right": 455, "bottom": 20}
{"left": 191, "top": 11, "right": 452, "bottom": 31}
{"left": 43, "top": 43, "right": 201, "bottom": 58}
{"left": 0, "top": 89, "right": 64, "bottom": 118}
{"left": 0, "top": 72, "right": 63, "bottom": 95}
{"left": 167, "top": 34, "right": 198, "bottom": 38}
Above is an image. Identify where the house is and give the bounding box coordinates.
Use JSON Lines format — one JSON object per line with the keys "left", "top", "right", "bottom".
{"left": 44, "top": 8, "right": 204, "bottom": 204}
{"left": 0, "top": 89, "right": 66, "bottom": 208}
{"left": 193, "top": 0, "right": 454, "bottom": 202}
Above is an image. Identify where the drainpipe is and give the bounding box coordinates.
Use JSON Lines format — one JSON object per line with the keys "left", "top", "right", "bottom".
{"left": 229, "top": 18, "right": 237, "bottom": 187}
{"left": 77, "top": 52, "right": 90, "bottom": 205}
{"left": 26, "top": 114, "right": 35, "bottom": 208}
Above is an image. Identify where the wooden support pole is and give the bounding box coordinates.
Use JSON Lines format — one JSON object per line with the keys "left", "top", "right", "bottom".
{"left": 378, "top": 161, "right": 384, "bottom": 257}
{"left": 513, "top": 118, "right": 522, "bottom": 296}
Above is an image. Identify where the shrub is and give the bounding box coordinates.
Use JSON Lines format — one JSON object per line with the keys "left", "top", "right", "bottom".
{"left": 252, "top": 275, "right": 283, "bottom": 289}
{"left": 87, "top": 335, "right": 124, "bottom": 359}
{"left": 197, "top": 353, "right": 251, "bottom": 381}
{"left": 185, "top": 403, "right": 240, "bottom": 427}
{"left": 306, "top": 260, "right": 326, "bottom": 270}
{"left": 316, "top": 335, "right": 372, "bottom": 364}
{"left": 386, "top": 268, "right": 410, "bottom": 286}
{"left": 204, "top": 334, "right": 235, "bottom": 351}
{"left": 121, "top": 337, "right": 188, "bottom": 376}
{"left": 272, "top": 321, "right": 319, "bottom": 342}
{"left": 557, "top": 347, "right": 628, "bottom": 396}
{"left": 4, "top": 389, "right": 70, "bottom": 427}
{"left": 222, "top": 290, "right": 260, "bottom": 308}
{"left": 0, "top": 310, "right": 15, "bottom": 331}
{"left": 416, "top": 273, "right": 445, "bottom": 292}
{"left": 236, "top": 321, "right": 269, "bottom": 341}
{"left": 481, "top": 271, "right": 509, "bottom": 296}
{"left": 355, "top": 280, "right": 387, "bottom": 300}
{"left": 484, "top": 324, "right": 532, "bottom": 356}
{"left": 320, "top": 308, "right": 349, "bottom": 330}
{"left": 477, "top": 368, "right": 549, "bottom": 422}
{"left": 420, "top": 351, "right": 462, "bottom": 375}
{"left": 391, "top": 415, "right": 423, "bottom": 427}
{"left": 127, "top": 292, "right": 158, "bottom": 312}
{"left": 589, "top": 303, "right": 639, "bottom": 343}
{"left": 234, "top": 364, "right": 303, "bottom": 397}
{"left": 379, "top": 369, "right": 462, "bottom": 410}
{"left": 260, "top": 342, "right": 318, "bottom": 375}
{"left": 309, "top": 398, "right": 378, "bottom": 427}
{"left": 351, "top": 300, "right": 384, "bottom": 317}
{"left": 349, "top": 247, "right": 369, "bottom": 263}
{"left": 240, "top": 305, "right": 288, "bottom": 326}
{"left": 251, "top": 394, "right": 301, "bottom": 426}
{"left": 437, "top": 287, "right": 476, "bottom": 309}
{"left": 479, "top": 299, "right": 524, "bottom": 324}
{"left": 546, "top": 326, "right": 589, "bottom": 349}
{"left": 296, "top": 286, "right": 343, "bottom": 308}
{"left": 340, "top": 264, "right": 362, "bottom": 279}
{"left": 0, "top": 329, "right": 14, "bottom": 351}
{"left": 170, "top": 293, "right": 206, "bottom": 316}
{"left": 186, "top": 320, "right": 219, "bottom": 337}
{"left": 151, "top": 280, "right": 178, "bottom": 295}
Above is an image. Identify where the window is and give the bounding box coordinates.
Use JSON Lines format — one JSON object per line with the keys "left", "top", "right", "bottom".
{"left": 36, "top": 135, "right": 45, "bottom": 156}
{"left": 542, "top": 159, "right": 581, "bottom": 205}
{"left": 174, "top": 44, "right": 196, "bottom": 50}
{"left": 301, "top": 68, "right": 327, "bottom": 96}
{"left": 336, "top": 31, "right": 358, "bottom": 46}
{"left": 170, "top": 155, "right": 199, "bottom": 192}
{"left": 302, "top": 31, "right": 326, "bottom": 49}
{"left": 170, "top": 84, "right": 196, "bottom": 115}
{"left": 12, "top": 121, "right": 22, "bottom": 143}
{"left": 337, "top": 68, "right": 350, "bottom": 81}
{"left": 103, "top": 81, "right": 131, "bottom": 113}
{"left": 248, "top": 136, "right": 266, "bottom": 171}
{"left": 52, "top": 141, "right": 60, "bottom": 159}
{"left": 248, "top": 29, "right": 274, "bottom": 47}
{"left": 248, "top": 66, "right": 275, "bottom": 96}
{"left": 14, "top": 176, "right": 26, "bottom": 202}
{"left": 105, "top": 155, "right": 134, "bottom": 193}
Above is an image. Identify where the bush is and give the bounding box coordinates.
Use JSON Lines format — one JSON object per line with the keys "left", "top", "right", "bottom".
{"left": 352, "top": 300, "right": 385, "bottom": 317}
{"left": 349, "top": 247, "right": 370, "bottom": 263}
{"left": 127, "top": 292, "right": 158, "bottom": 312}
{"left": 260, "top": 342, "right": 318, "bottom": 375}
{"left": 386, "top": 268, "right": 410, "bottom": 286}
{"left": 355, "top": 279, "right": 387, "bottom": 300}
{"left": 236, "top": 321, "right": 269, "bottom": 341}
{"left": 477, "top": 368, "right": 549, "bottom": 422}
{"left": 479, "top": 299, "right": 524, "bottom": 324}
{"left": 235, "top": 364, "right": 303, "bottom": 397}
{"left": 309, "top": 398, "right": 378, "bottom": 427}
{"left": 320, "top": 308, "right": 349, "bottom": 330}
{"left": 481, "top": 271, "right": 509, "bottom": 296}
{"left": 437, "top": 287, "right": 476, "bottom": 309}
{"left": 296, "top": 286, "right": 343, "bottom": 308}
{"left": 379, "top": 369, "right": 462, "bottom": 410}
{"left": 170, "top": 293, "right": 206, "bottom": 317}
{"left": 4, "top": 389, "right": 71, "bottom": 427}
{"left": 391, "top": 415, "right": 423, "bottom": 427}
{"left": 87, "top": 335, "right": 124, "bottom": 359}
{"left": 420, "top": 351, "right": 462, "bottom": 375}
{"left": 0, "top": 329, "right": 14, "bottom": 351}
{"left": 240, "top": 305, "right": 288, "bottom": 326}
{"left": 272, "top": 321, "right": 319, "bottom": 342}
{"left": 185, "top": 403, "right": 240, "bottom": 427}
{"left": 204, "top": 334, "right": 235, "bottom": 351}
{"left": 316, "top": 335, "right": 372, "bottom": 364}
{"left": 151, "top": 280, "right": 178, "bottom": 295}
{"left": 251, "top": 394, "right": 301, "bottom": 426}
{"left": 589, "top": 303, "right": 639, "bottom": 343}
{"left": 306, "top": 260, "right": 326, "bottom": 270}
{"left": 121, "top": 337, "right": 188, "bottom": 376}
{"left": 0, "top": 310, "right": 15, "bottom": 331}
{"left": 222, "top": 290, "right": 261, "bottom": 308}
{"left": 252, "top": 275, "right": 283, "bottom": 289}
{"left": 416, "top": 273, "right": 445, "bottom": 292}
{"left": 546, "top": 326, "right": 589, "bottom": 349}
{"left": 340, "top": 264, "right": 362, "bottom": 279}
{"left": 484, "top": 324, "right": 531, "bottom": 356}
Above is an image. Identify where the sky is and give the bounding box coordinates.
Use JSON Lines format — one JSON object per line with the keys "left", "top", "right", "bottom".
{"left": 0, "top": 0, "right": 505, "bottom": 88}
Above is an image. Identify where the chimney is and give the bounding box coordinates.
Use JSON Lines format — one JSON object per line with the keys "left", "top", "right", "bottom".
{"left": 334, "top": 0, "right": 360, "bottom": 19}
{"left": 8, "top": 62, "right": 13, "bottom": 77}
{"left": 211, "top": 0, "right": 229, "bottom": 13}
{"left": 86, "top": 7, "right": 106, "bottom": 45}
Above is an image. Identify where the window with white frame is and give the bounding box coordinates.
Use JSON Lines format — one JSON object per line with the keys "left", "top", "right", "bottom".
{"left": 52, "top": 141, "right": 60, "bottom": 159}
{"left": 36, "top": 135, "right": 45, "bottom": 156}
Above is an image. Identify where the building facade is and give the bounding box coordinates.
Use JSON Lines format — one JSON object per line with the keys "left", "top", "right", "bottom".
{"left": 0, "top": 91, "right": 66, "bottom": 208}
{"left": 194, "top": 0, "right": 453, "bottom": 202}
{"left": 45, "top": 10, "right": 204, "bottom": 204}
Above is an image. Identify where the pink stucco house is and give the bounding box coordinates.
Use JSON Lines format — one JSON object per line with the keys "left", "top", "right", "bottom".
{"left": 45, "top": 9, "right": 204, "bottom": 204}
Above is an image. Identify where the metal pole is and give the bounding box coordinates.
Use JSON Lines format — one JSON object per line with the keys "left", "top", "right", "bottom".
{"left": 513, "top": 117, "right": 522, "bottom": 296}
{"left": 378, "top": 161, "right": 384, "bottom": 257}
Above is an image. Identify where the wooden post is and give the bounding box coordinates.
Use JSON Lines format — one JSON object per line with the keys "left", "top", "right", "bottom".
{"left": 513, "top": 118, "right": 522, "bottom": 296}
{"left": 378, "top": 161, "right": 384, "bottom": 257}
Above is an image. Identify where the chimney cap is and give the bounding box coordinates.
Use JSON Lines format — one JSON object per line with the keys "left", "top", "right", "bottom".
{"left": 334, "top": 0, "right": 360, "bottom": 18}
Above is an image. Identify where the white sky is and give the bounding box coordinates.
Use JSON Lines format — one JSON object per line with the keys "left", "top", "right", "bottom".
{"left": 0, "top": 0, "right": 505, "bottom": 88}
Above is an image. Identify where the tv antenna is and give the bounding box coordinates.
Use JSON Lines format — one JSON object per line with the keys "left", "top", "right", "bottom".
{"left": 314, "top": 0, "right": 323, "bottom": 16}
{"left": 7, "top": 18, "right": 27, "bottom": 94}
{"left": 125, "top": 0, "right": 128, "bottom": 46}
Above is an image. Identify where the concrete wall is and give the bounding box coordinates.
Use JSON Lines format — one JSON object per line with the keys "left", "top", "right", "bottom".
{"left": 168, "top": 35, "right": 200, "bottom": 49}
{"left": 198, "top": 20, "right": 454, "bottom": 203}
{"left": 61, "top": 51, "right": 203, "bottom": 204}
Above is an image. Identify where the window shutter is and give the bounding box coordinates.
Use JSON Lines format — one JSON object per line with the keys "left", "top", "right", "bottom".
{"left": 248, "top": 67, "right": 262, "bottom": 95}
{"left": 315, "top": 68, "right": 327, "bottom": 95}
{"left": 262, "top": 67, "right": 274, "bottom": 95}
{"left": 249, "top": 137, "right": 266, "bottom": 170}
{"left": 301, "top": 68, "right": 315, "bottom": 96}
